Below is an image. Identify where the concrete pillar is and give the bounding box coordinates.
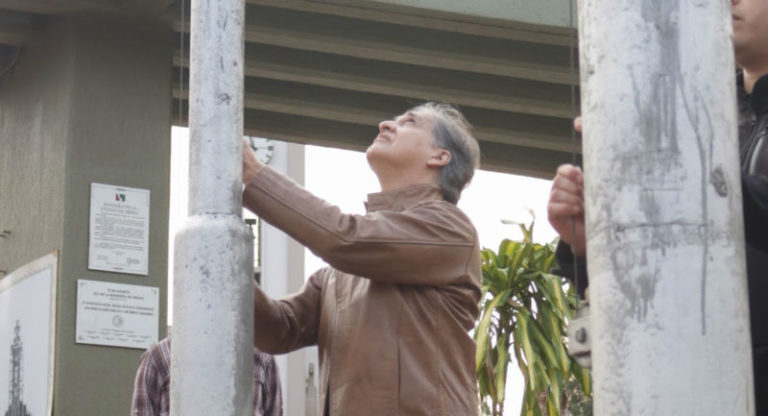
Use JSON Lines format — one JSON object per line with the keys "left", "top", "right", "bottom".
{"left": 0, "top": 16, "right": 173, "bottom": 416}
{"left": 170, "top": 0, "right": 254, "bottom": 413}
{"left": 578, "top": 0, "right": 753, "bottom": 414}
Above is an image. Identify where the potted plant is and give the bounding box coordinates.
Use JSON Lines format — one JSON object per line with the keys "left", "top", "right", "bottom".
{"left": 474, "top": 219, "right": 591, "bottom": 416}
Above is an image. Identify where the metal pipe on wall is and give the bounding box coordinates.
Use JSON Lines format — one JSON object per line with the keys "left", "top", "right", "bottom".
{"left": 577, "top": 0, "right": 754, "bottom": 413}
{"left": 171, "top": 0, "right": 254, "bottom": 413}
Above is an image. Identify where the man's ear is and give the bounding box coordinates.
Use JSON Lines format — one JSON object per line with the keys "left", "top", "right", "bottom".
{"left": 427, "top": 149, "right": 451, "bottom": 167}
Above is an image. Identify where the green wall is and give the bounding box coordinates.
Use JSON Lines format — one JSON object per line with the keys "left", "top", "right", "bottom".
{"left": 0, "top": 15, "right": 173, "bottom": 416}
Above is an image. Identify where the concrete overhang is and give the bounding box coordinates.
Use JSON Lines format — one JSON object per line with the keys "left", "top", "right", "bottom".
{"left": 0, "top": 0, "right": 580, "bottom": 178}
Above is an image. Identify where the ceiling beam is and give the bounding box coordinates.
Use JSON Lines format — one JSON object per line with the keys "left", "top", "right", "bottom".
{"left": 171, "top": 5, "right": 577, "bottom": 85}
{"left": 0, "top": 0, "right": 175, "bottom": 15}
{"left": 244, "top": 27, "right": 574, "bottom": 85}
{"left": 172, "top": 82, "right": 578, "bottom": 154}
{"left": 247, "top": 0, "right": 575, "bottom": 46}
{"left": 173, "top": 46, "right": 575, "bottom": 118}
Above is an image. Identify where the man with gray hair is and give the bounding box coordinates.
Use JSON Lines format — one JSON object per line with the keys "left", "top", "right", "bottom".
{"left": 239, "top": 102, "right": 481, "bottom": 415}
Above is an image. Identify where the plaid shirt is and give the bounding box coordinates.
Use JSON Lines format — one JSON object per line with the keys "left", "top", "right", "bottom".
{"left": 130, "top": 337, "right": 282, "bottom": 416}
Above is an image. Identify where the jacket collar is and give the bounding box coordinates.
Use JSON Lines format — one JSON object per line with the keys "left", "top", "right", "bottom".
{"left": 365, "top": 184, "right": 444, "bottom": 213}
{"left": 738, "top": 72, "right": 768, "bottom": 116}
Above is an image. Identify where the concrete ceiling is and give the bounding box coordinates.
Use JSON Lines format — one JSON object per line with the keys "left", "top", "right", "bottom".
{"left": 0, "top": 0, "right": 581, "bottom": 178}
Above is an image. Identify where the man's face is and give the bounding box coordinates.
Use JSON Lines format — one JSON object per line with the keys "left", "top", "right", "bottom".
{"left": 366, "top": 109, "right": 439, "bottom": 173}
{"left": 732, "top": 0, "right": 768, "bottom": 66}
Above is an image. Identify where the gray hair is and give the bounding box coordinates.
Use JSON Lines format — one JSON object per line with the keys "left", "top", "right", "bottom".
{"left": 412, "top": 102, "right": 480, "bottom": 204}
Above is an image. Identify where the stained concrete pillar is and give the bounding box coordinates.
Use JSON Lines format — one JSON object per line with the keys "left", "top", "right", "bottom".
{"left": 578, "top": 0, "right": 753, "bottom": 414}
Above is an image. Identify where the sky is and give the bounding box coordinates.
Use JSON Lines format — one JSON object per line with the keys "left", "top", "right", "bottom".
{"left": 167, "top": 126, "right": 557, "bottom": 414}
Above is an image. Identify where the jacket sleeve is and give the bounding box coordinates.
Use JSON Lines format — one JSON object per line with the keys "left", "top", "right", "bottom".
{"left": 252, "top": 270, "right": 324, "bottom": 354}
{"left": 554, "top": 241, "right": 589, "bottom": 299}
{"left": 743, "top": 174, "right": 768, "bottom": 251}
{"left": 243, "top": 167, "right": 477, "bottom": 286}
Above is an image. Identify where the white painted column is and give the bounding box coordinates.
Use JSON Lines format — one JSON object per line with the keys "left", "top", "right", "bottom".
{"left": 171, "top": 0, "right": 253, "bottom": 414}
{"left": 578, "top": 0, "right": 754, "bottom": 414}
{"left": 259, "top": 141, "right": 319, "bottom": 416}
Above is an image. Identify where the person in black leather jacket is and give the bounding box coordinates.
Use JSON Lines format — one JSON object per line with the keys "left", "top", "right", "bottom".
{"left": 548, "top": 0, "right": 768, "bottom": 411}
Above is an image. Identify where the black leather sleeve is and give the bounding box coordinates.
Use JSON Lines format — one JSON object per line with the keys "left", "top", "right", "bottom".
{"left": 743, "top": 174, "right": 768, "bottom": 252}
{"left": 554, "top": 241, "right": 589, "bottom": 299}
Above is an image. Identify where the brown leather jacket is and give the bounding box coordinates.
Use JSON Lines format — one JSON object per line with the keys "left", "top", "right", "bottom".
{"left": 243, "top": 167, "right": 482, "bottom": 416}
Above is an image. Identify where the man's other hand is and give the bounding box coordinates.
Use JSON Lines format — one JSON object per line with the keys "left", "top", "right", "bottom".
{"left": 547, "top": 163, "right": 586, "bottom": 257}
{"left": 243, "top": 139, "right": 265, "bottom": 185}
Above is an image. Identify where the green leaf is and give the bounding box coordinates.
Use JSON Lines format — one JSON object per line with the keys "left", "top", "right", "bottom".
{"left": 537, "top": 302, "right": 559, "bottom": 339}
{"left": 518, "top": 222, "right": 530, "bottom": 241}
{"left": 549, "top": 273, "right": 576, "bottom": 320}
{"left": 483, "top": 266, "right": 509, "bottom": 294}
{"left": 532, "top": 358, "right": 550, "bottom": 396}
{"left": 539, "top": 251, "right": 556, "bottom": 274}
{"left": 506, "top": 297, "right": 524, "bottom": 309}
{"left": 515, "top": 309, "right": 539, "bottom": 392}
{"left": 573, "top": 362, "right": 592, "bottom": 397}
{"left": 528, "top": 318, "right": 561, "bottom": 372}
{"left": 475, "top": 289, "right": 512, "bottom": 372}
{"left": 509, "top": 243, "right": 531, "bottom": 276}
{"left": 547, "top": 367, "right": 563, "bottom": 415}
{"left": 493, "top": 332, "right": 509, "bottom": 405}
{"left": 501, "top": 239, "right": 520, "bottom": 257}
{"left": 537, "top": 273, "right": 568, "bottom": 320}
{"left": 480, "top": 248, "right": 495, "bottom": 264}
{"left": 520, "top": 390, "right": 533, "bottom": 416}
{"left": 522, "top": 388, "right": 542, "bottom": 416}
{"left": 539, "top": 303, "right": 570, "bottom": 377}
{"left": 546, "top": 397, "right": 557, "bottom": 416}
{"left": 512, "top": 337, "right": 528, "bottom": 382}
{"left": 498, "top": 239, "right": 513, "bottom": 257}
{"left": 477, "top": 366, "right": 492, "bottom": 404}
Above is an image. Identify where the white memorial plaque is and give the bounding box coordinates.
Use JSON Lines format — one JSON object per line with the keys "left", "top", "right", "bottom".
{"left": 76, "top": 280, "right": 159, "bottom": 349}
{"left": 89, "top": 183, "right": 150, "bottom": 275}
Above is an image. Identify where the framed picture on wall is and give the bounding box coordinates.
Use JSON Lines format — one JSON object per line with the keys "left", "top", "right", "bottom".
{"left": 0, "top": 252, "right": 57, "bottom": 416}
